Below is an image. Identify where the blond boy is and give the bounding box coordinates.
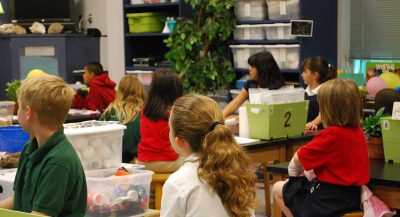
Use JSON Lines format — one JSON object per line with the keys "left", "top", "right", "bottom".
{"left": 0, "top": 75, "right": 87, "bottom": 216}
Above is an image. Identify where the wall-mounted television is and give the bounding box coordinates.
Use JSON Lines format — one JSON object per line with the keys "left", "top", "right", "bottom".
{"left": 9, "top": 0, "right": 75, "bottom": 24}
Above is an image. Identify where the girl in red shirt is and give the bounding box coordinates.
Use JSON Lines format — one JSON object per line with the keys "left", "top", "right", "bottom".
{"left": 137, "top": 68, "right": 184, "bottom": 172}
{"left": 273, "top": 79, "right": 370, "bottom": 217}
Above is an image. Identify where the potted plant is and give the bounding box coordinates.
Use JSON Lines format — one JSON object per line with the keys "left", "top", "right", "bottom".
{"left": 5, "top": 79, "right": 21, "bottom": 114}
{"left": 362, "top": 107, "right": 385, "bottom": 159}
{"left": 164, "top": 0, "right": 236, "bottom": 94}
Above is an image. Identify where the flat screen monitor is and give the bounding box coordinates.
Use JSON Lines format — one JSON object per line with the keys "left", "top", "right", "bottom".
{"left": 10, "top": 0, "right": 74, "bottom": 23}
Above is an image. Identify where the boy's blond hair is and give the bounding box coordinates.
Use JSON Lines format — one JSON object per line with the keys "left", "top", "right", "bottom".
{"left": 318, "top": 79, "right": 363, "bottom": 127}
{"left": 18, "top": 75, "right": 75, "bottom": 129}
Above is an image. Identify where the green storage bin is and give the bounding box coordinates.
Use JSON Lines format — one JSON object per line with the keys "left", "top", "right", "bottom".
{"left": 380, "top": 117, "right": 400, "bottom": 163}
{"left": 246, "top": 101, "right": 309, "bottom": 140}
{"left": 126, "top": 12, "right": 166, "bottom": 33}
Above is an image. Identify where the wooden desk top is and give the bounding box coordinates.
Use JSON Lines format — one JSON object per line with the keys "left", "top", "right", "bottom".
{"left": 241, "top": 131, "right": 316, "bottom": 151}
{"left": 267, "top": 160, "right": 400, "bottom": 187}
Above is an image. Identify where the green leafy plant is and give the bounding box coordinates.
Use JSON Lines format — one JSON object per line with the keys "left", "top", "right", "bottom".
{"left": 5, "top": 80, "right": 21, "bottom": 102}
{"left": 164, "top": 0, "right": 236, "bottom": 93}
{"left": 362, "top": 107, "right": 385, "bottom": 138}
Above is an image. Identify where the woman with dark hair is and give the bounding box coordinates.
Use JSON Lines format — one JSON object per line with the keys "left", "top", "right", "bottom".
{"left": 137, "top": 68, "right": 185, "bottom": 172}
{"left": 223, "top": 51, "right": 285, "bottom": 118}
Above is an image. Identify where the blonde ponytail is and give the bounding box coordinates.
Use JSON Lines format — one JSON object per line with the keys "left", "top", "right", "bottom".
{"left": 171, "top": 94, "right": 256, "bottom": 217}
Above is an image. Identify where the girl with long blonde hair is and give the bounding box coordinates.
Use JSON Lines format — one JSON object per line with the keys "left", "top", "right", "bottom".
{"left": 100, "top": 75, "right": 144, "bottom": 163}
{"left": 161, "top": 94, "right": 256, "bottom": 217}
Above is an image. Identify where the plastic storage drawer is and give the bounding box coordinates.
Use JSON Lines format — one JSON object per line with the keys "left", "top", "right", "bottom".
{"left": 234, "top": 24, "right": 266, "bottom": 40}
{"left": 230, "top": 45, "right": 265, "bottom": 69}
{"left": 126, "top": 70, "right": 154, "bottom": 86}
{"left": 264, "top": 23, "right": 295, "bottom": 40}
{"left": 264, "top": 44, "right": 299, "bottom": 69}
{"left": 266, "top": 0, "right": 300, "bottom": 20}
{"left": 234, "top": 0, "right": 267, "bottom": 22}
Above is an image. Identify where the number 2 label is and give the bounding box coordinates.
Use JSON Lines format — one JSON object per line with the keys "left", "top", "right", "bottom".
{"left": 284, "top": 111, "right": 291, "bottom": 128}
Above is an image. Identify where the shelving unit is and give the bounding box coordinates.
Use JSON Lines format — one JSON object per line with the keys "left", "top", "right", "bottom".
{"left": 237, "top": 19, "right": 291, "bottom": 25}
{"left": 123, "top": 0, "right": 191, "bottom": 76}
{"left": 228, "top": 39, "right": 300, "bottom": 45}
{"left": 230, "top": 0, "right": 338, "bottom": 88}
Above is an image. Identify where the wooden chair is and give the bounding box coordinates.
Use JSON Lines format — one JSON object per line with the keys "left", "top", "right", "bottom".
{"left": 151, "top": 173, "right": 172, "bottom": 210}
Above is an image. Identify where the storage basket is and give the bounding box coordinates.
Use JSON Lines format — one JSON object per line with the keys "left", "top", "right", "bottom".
{"left": 126, "top": 12, "right": 166, "bottom": 33}
{"left": 0, "top": 126, "right": 30, "bottom": 153}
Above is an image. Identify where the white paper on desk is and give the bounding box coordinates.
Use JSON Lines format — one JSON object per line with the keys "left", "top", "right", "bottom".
{"left": 234, "top": 136, "right": 259, "bottom": 145}
{"left": 392, "top": 102, "right": 400, "bottom": 120}
{"left": 248, "top": 85, "right": 300, "bottom": 105}
{"left": 239, "top": 107, "right": 249, "bottom": 137}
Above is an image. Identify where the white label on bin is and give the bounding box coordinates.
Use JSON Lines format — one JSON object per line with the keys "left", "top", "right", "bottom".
{"left": 251, "top": 107, "right": 263, "bottom": 114}
{"left": 280, "top": 1, "right": 287, "bottom": 15}
{"left": 244, "top": 28, "right": 251, "bottom": 39}
{"left": 278, "top": 27, "right": 284, "bottom": 39}
{"left": 382, "top": 120, "right": 390, "bottom": 130}
{"left": 245, "top": 3, "right": 251, "bottom": 17}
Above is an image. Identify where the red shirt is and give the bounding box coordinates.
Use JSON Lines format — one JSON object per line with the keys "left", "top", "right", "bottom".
{"left": 298, "top": 126, "right": 370, "bottom": 186}
{"left": 72, "top": 73, "right": 116, "bottom": 111}
{"left": 137, "top": 111, "right": 178, "bottom": 162}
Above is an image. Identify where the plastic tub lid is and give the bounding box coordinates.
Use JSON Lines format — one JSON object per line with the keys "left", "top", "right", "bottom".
{"left": 230, "top": 44, "right": 266, "bottom": 48}
{"left": 126, "top": 70, "right": 154, "bottom": 74}
{"left": 64, "top": 121, "right": 127, "bottom": 136}
{"left": 264, "top": 23, "right": 291, "bottom": 27}
{"left": 236, "top": 24, "right": 268, "bottom": 28}
{"left": 126, "top": 12, "right": 165, "bottom": 18}
{"left": 0, "top": 101, "right": 15, "bottom": 107}
{"left": 264, "top": 44, "right": 300, "bottom": 48}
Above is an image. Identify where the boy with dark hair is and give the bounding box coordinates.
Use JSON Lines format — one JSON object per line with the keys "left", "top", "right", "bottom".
{"left": 72, "top": 61, "right": 116, "bottom": 111}
{"left": 0, "top": 75, "right": 87, "bottom": 216}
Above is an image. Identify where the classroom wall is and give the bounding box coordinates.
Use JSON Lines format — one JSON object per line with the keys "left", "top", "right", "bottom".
{"left": 74, "top": 0, "right": 108, "bottom": 69}
{"left": 75, "top": 0, "right": 125, "bottom": 84}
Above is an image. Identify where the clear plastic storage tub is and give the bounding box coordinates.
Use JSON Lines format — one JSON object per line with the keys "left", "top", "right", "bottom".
{"left": 234, "top": 24, "right": 266, "bottom": 40}
{"left": 64, "top": 121, "right": 126, "bottom": 170}
{"left": 126, "top": 70, "right": 154, "bottom": 86}
{"left": 0, "top": 168, "right": 17, "bottom": 201}
{"left": 230, "top": 45, "right": 265, "bottom": 69}
{"left": 264, "top": 23, "right": 295, "bottom": 40}
{"left": 85, "top": 168, "right": 154, "bottom": 217}
{"left": 266, "top": 0, "right": 300, "bottom": 20}
{"left": 264, "top": 44, "right": 300, "bottom": 69}
{"left": 234, "top": 0, "right": 267, "bottom": 22}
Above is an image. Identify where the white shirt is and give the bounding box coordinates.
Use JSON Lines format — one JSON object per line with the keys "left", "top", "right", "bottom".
{"left": 160, "top": 153, "right": 255, "bottom": 217}
{"left": 305, "top": 84, "right": 322, "bottom": 96}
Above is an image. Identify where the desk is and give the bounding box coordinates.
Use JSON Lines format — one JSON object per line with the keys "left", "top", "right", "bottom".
{"left": 240, "top": 132, "right": 315, "bottom": 216}
{"left": 12, "top": 109, "right": 100, "bottom": 125}
{"left": 267, "top": 160, "right": 400, "bottom": 217}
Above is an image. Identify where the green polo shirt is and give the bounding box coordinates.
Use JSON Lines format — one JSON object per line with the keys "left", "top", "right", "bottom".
{"left": 13, "top": 128, "right": 87, "bottom": 217}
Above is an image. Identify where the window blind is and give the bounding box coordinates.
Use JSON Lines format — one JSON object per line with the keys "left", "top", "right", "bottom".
{"left": 350, "top": 0, "right": 400, "bottom": 60}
